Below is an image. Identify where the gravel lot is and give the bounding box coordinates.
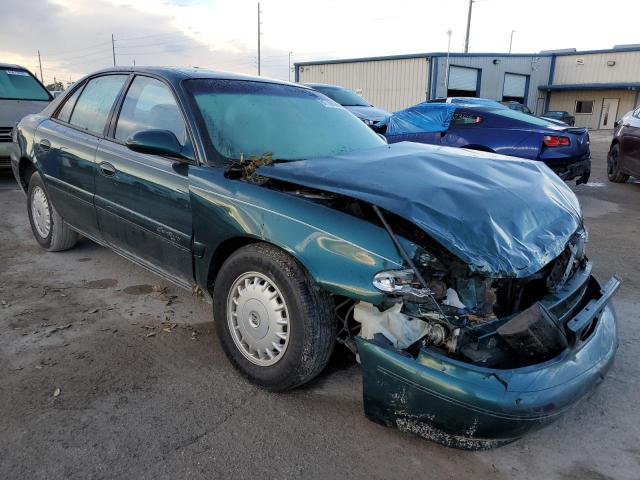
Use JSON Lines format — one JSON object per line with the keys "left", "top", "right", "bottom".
{"left": 1, "top": 132, "right": 639, "bottom": 479}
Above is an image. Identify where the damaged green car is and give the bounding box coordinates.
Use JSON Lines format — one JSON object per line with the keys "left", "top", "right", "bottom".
{"left": 11, "top": 68, "right": 619, "bottom": 449}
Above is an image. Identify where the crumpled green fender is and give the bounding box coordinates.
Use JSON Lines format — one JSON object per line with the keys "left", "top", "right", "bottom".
{"left": 189, "top": 166, "right": 413, "bottom": 303}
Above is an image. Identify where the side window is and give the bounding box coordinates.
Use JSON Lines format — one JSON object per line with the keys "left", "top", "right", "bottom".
{"left": 115, "top": 76, "right": 187, "bottom": 144}
{"left": 451, "top": 111, "right": 482, "bottom": 126}
{"left": 56, "top": 86, "right": 83, "bottom": 123}
{"left": 69, "top": 75, "right": 128, "bottom": 135}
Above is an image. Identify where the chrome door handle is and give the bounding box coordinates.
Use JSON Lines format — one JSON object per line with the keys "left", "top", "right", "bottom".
{"left": 99, "top": 162, "right": 117, "bottom": 177}
{"left": 39, "top": 139, "right": 51, "bottom": 152}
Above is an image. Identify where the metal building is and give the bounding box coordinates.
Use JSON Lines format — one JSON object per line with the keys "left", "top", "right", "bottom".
{"left": 296, "top": 46, "right": 640, "bottom": 129}
{"left": 295, "top": 53, "right": 552, "bottom": 113}
{"left": 541, "top": 46, "right": 640, "bottom": 129}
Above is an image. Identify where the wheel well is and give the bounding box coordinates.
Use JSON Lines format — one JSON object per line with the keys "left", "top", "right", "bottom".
{"left": 206, "top": 237, "right": 262, "bottom": 290}
{"left": 18, "top": 158, "right": 36, "bottom": 191}
{"left": 463, "top": 144, "right": 495, "bottom": 153}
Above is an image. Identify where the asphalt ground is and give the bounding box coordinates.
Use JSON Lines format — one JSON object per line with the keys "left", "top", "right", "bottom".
{"left": 1, "top": 131, "right": 639, "bottom": 479}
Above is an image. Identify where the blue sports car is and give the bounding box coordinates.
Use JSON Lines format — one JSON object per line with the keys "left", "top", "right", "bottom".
{"left": 382, "top": 102, "right": 591, "bottom": 184}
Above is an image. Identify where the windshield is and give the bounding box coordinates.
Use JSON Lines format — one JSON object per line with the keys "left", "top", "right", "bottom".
{"left": 311, "top": 86, "right": 370, "bottom": 107}
{"left": 187, "top": 79, "right": 384, "bottom": 162}
{"left": 544, "top": 111, "right": 563, "bottom": 117}
{"left": 0, "top": 67, "right": 51, "bottom": 101}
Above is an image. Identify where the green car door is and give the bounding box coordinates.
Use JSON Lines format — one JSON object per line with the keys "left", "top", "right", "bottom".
{"left": 35, "top": 74, "right": 128, "bottom": 238}
{"left": 93, "top": 75, "right": 194, "bottom": 285}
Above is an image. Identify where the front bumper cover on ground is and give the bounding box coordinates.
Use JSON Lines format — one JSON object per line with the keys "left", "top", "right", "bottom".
{"left": 357, "top": 275, "right": 618, "bottom": 450}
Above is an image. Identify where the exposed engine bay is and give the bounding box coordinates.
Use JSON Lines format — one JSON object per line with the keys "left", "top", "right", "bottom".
{"left": 262, "top": 177, "right": 592, "bottom": 369}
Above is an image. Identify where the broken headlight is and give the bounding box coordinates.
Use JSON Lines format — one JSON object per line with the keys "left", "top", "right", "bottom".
{"left": 372, "top": 269, "right": 433, "bottom": 298}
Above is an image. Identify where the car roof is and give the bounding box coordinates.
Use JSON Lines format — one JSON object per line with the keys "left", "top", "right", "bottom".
{"left": 304, "top": 83, "right": 345, "bottom": 89}
{"left": 84, "top": 66, "right": 307, "bottom": 89}
{"left": 0, "top": 62, "right": 28, "bottom": 70}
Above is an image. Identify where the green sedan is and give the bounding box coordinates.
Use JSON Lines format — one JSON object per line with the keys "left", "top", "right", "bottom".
{"left": 11, "top": 67, "right": 619, "bottom": 449}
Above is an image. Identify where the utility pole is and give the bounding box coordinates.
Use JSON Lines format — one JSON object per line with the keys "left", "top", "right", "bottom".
{"left": 444, "top": 29, "right": 452, "bottom": 91}
{"left": 111, "top": 34, "right": 116, "bottom": 66}
{"left": 509, "top": 30, "right": 515, "bottom": 54}
{"left": 37, "top": 50, "right": 43, "bottom": 82}
{"left": 257, "top": 3, "right": 262, "bottom": 76}
{"left": 464, "top": 0, "right": 474, "bottom": 53}
{"left": 288, "top": 51, "right": 293, "bottom": 82}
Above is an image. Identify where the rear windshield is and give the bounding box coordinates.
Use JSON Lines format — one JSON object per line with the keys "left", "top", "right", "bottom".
{"left": 186, "top": 79, "right": 383, "bottom": 162}
{"left": 0, "top": 67, "right": 51, "bottom": 101}
{"left": 311, "top": 86, "right": 370, "bottom": 107}
{"left": 490, "top": 108, "right": 559, "bottom": 127}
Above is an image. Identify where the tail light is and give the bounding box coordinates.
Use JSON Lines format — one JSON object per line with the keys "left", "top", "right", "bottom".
{"left": 543, "top": 135, "right": 570, "bottom": 147}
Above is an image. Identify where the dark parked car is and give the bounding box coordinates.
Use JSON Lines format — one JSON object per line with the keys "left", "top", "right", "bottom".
{"left": 0, "top": 63, "right": 52, "bottom": 169}
{"left": 607, "top": 107, "right": 640, "bottom": 182}
{"left": 382, "top": 102, "right": 591, "bottom": 184}
{"left": 304, "top": 83, "right": 390, "bottom": 131}
{"left": 12, "top": 67, "right": 618, "bottom": 449}
{"left": 503, "top": 101, "right": 533, "bottom": 114}
{"left": 542, "top": 110, "right": 576, "bottom": 126}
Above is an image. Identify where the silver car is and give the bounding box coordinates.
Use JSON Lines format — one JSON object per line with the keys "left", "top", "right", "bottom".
{"left": 1, "top": 63, "right": 52, "bottom": 169}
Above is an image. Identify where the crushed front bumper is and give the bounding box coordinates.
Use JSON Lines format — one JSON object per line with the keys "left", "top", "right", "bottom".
{"left": 357, "top": 275, "right": 619, "bottom": 450}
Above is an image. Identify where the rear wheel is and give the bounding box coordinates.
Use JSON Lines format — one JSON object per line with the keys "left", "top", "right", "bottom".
{"left": 213, "top": 243, "right": 335, "bottom": 391}
{"left": 607, "top": 144, "right": 629, "bottom": 183}
{"left": 27, "top": 172, "right": 78, "bottom": 251}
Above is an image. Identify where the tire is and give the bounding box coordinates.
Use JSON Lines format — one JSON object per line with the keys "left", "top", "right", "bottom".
{"left": 27, "top": 172, "right": 78, "bottom": 252}
{"left": 607, "top": 144, "right": 629, "bottom": 183}
{"left": 213, "top": 243, "right": 335, "bottom": 391}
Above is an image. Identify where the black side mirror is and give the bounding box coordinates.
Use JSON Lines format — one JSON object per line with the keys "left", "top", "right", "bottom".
{"left": 126, "top": 129, "right": 184, "bottom": 158}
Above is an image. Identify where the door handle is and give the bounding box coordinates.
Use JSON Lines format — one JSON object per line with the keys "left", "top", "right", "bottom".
{"left": 39, "top": 139, "right": 51, "bottom": 152}
{"left": 99, "top": 162, "right": 117, "bottom": 177}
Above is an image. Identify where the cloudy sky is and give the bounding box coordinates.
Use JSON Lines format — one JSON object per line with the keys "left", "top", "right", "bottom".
{"left": 2, "top": 0, "right": 638, "bottom": 86}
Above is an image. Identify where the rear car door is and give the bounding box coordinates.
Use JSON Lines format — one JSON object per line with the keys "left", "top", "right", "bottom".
{"left": 620, "top": 108, "right": 640, "bottom": 177}
{"left": 34, "top": 74, "right": 128, "bottom": 238}
{"left": 94, "top": 75, "right": 194, "bottom": 285}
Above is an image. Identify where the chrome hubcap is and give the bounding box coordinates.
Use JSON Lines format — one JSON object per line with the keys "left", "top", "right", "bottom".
{"left": 31, "top": 186, "right": 51, "bottom": 238}
{"left": 227, "top": 272, "right": 290, "bottom": 366}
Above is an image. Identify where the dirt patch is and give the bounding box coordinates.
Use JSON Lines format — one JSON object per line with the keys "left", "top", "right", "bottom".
{"left": 123, "top": 284, "right": 155, "bottom": 295}
{"left": 84, "top": 279, "right": 118, "bottom": 289}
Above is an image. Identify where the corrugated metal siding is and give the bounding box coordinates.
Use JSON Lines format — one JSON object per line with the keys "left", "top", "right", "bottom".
{"left": 553, "top": 51, "right": 640, "bottom": 84}
{"left": 433, "top": 56, "right": 552, "bottom": 112}
{"left": 548, "top": 89, "right": 636, "bottom": 129}
{"left": 297, "top": 57, "right": 429, "bottom": 112}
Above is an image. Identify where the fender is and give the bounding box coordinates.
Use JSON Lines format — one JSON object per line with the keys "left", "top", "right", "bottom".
{"left": 188, "top": 166, "right": 411, "bottom": 304}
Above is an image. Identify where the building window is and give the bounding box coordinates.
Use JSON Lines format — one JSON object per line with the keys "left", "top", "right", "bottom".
{"left": 575, "top": 100, "right": 594, "bottom": 114}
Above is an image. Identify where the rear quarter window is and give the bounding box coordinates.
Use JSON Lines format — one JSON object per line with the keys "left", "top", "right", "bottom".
{"left": 69, "top": 75, "right": 127, "bottom": 135}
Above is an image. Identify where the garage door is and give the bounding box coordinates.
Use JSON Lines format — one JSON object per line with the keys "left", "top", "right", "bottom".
{"left": 503, "top": 73, "right": 527, "bottom": 101}
{"left": 447, "top": 66, "right": 479, "bottom": 92}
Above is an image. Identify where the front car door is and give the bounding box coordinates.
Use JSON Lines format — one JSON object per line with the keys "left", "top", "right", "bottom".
{"left": 94, "top": 75, "right": 194, "bottom": 285}
{"left": 35, "top": 74, "right": 128, "bottom": 238}
{"left": 620, "top": 107, "right": 640, "bottom": 177}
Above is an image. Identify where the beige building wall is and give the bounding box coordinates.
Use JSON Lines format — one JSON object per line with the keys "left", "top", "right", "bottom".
{"left": 548, "top": 89, "right": 637, "bottom": 129}
{"left": 297, "top": 57, "right": 429, "bottom": 112}
{"left": 553, "top": 51, "right": 640, "bottom": 85}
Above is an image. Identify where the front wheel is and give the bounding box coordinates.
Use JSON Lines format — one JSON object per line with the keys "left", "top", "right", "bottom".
{"left": 213, "top": 243, "right": 336, "bottom": 391}
{"left": 607, "top": 144, "right": 629, "bottom": 183}
{"left": 27, "top": 172, "right": 78, "bottom": 251}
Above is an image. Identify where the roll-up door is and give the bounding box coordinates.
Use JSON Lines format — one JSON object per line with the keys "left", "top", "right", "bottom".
{"left": 503, "top": 73, "right": 528, "bottom": 102}
{"left": 447, "top": 66, "right": 479, "bottom": 93}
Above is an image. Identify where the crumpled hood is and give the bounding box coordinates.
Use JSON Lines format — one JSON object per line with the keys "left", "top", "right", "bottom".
{"left": 345, "top": 105, "right": 390, "bottom": 122}
{"left": 259, "top": 142, "right": 582, "bottom": 278}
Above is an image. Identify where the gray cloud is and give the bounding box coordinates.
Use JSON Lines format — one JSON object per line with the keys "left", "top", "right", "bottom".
{"left": 1, "top": 0, "right": 290, "bottom": 83}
